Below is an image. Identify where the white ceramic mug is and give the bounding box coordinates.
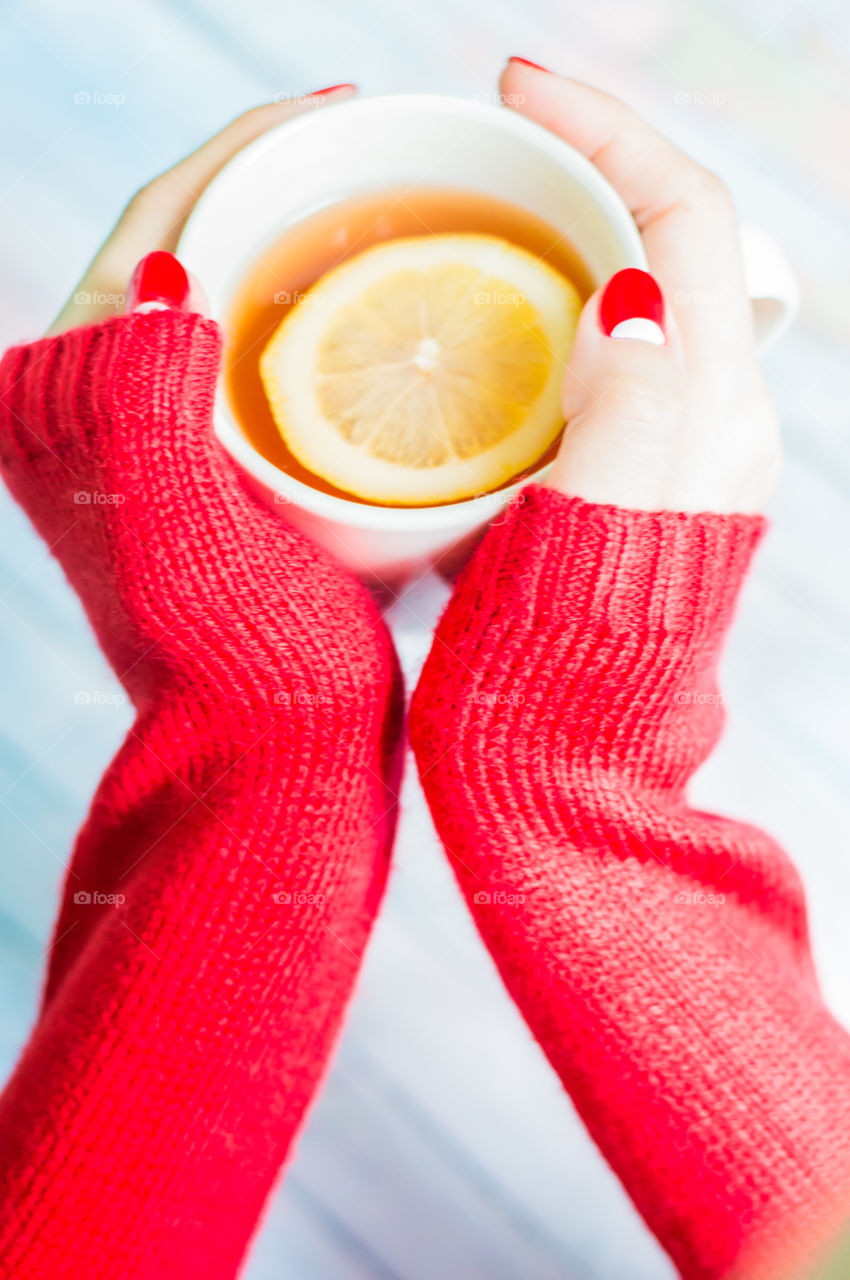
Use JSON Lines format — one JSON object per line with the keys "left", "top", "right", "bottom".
{"left": 178, "top": 93, "right": 798, "bottom": 578}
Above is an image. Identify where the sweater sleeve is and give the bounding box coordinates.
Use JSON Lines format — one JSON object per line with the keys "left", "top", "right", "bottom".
{"left": 410, "top": 483, "right": 850, "bottom": 1280}
{"left": 0, "top": 314, "right": 402, "bottom": 1280}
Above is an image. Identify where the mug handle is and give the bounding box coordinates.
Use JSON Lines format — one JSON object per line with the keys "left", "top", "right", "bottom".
{"left": 739, "top": 223, "right": 800, "bottom": 353}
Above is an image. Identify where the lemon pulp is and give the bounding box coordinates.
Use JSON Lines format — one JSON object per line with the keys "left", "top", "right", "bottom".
{"left": 259, "top": 233, "right": 582, "bottom": 505}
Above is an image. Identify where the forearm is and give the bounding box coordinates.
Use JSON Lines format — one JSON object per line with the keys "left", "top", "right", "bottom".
{"left": 0, "top": 310, "right": 403, "bottom": 1279}
{"left": 0, "top": 681, "right": 396, "bottom": 1279}
{"left": 411, "top": 485, "right": 850, "bottom": 1279}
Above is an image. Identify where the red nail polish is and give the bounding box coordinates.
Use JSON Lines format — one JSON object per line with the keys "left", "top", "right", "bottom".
{"left": 309, "top": 83, "right": 357, "bottom": 97}
{"left": 508, "top": 56, "right": 550, "bottom": 73}
{"left": 127, "top": 252, "right": 190, "bottom": 313}
{"left": 598, "top": 268, "right": 665, "bottom": 342}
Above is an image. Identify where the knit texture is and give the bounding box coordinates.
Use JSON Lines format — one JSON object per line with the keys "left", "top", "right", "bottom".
{"left": 410, "top": 485, "right": 850, "bottom": 1280}
{"left": 0, "top": 312, "right": 403, "bottom": 1279}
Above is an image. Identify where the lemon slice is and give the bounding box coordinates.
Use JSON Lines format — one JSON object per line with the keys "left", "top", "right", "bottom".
{"left": 259, "top": 233, "right": 582, "bottom": 505}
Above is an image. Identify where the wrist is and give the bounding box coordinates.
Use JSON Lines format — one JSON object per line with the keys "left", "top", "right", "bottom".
{"left": 412, "top": 485, "right": 766, "bottom": 787}
{"left": 0, "top": 311, "right": 221, "bottom": 456}
{"left": 475, "top": 485, "right": 766, "bottom": 639}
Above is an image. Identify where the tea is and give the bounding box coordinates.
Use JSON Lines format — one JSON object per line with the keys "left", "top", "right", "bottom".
{"left": 224, "top": 187, "right": 594, "bottom": 506}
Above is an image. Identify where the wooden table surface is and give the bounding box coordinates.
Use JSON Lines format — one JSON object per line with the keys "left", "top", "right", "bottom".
{"left": 1, "top": 2, "right": 849, "bottom": 1276}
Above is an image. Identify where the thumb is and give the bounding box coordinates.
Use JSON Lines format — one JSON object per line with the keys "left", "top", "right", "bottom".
{"left": 546, "top": 269, "right": 686, "bottom": 510}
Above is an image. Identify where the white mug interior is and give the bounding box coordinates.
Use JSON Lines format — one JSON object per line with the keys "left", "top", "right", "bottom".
{"left": 178, "top": 93, "right": 647, "bottom": 575}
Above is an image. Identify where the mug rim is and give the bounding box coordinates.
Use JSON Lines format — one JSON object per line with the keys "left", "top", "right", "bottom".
{"left": 179, "top": 91, "right": 648, "bottom": 533}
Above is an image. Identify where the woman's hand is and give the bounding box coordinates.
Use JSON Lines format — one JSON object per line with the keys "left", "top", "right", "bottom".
{"left": 0, "top": 82, "right": 400, "bottom": 982}
{"left": 500, "top": 60, "right": 781, "bottom": 514}
{"left": 409, "top": 69, "right": 850, "bottom": 1279}
{"left": 0, "top": 87, "right": 405, "bottom": 1280}
{"left": 2, "top": 86, "right": 386, "bottom": 710}
{"left": 47, "top": 85, "right": 356, "bottom": 334}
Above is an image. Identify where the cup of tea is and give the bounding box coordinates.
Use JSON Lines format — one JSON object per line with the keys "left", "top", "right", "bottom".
{"left": 178, "top": 93, "right": 797, "bottom": 578}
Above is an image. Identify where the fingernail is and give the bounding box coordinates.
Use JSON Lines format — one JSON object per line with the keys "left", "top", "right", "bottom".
{"left": 599, "top": 268, "right": 666, "bottom": 345}
{"left": 508, "top": 56, "right": 551, "bottom": 73}
{"left": 309, "top": 83, "right": 357, "bottom": 97}
{"left": 127, "top": 251, "right": 190, "bottom": 314}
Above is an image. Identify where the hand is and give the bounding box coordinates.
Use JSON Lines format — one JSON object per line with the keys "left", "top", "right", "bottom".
{"left": 47, "top": 85, "right": 356, "bottom": 334}
{"left": 0, "top": 95, "right": 407, "bottom": 1280}
{"left": 2, "top": 85, "right": 392, "bottom": 700}
{"left": 500, "top": 62, "right": 781, "bottom": 514}
{"left": 0, "top": 82, "right": 398, "bottom": 800}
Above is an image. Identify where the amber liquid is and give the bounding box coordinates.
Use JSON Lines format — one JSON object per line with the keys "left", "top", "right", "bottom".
{"left": 224, "top": 187, "right": 594, "bottom": 506}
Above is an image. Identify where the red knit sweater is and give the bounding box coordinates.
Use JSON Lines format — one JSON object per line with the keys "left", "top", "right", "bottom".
{"left": 0, "top": 313, "right": 403, "bottom": 1278}
{"left": 1, "top": 314, "right": 848, "bottom": 1278}
{"left": 410, "top": 487, "right": 850, "bottom": 1278}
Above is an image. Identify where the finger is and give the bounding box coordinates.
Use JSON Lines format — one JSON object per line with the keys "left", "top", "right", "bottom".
{"left": 124, "top": 251, "right": 209, "bottom": 319}
{"left": 546, "top": 269, "right": 689, "bottom": 510}
{"left": 499, "top": 62, "right": 755, "bottom": 365}
{"left": 48, "top": 85, "right": 357, "bottom": 335}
